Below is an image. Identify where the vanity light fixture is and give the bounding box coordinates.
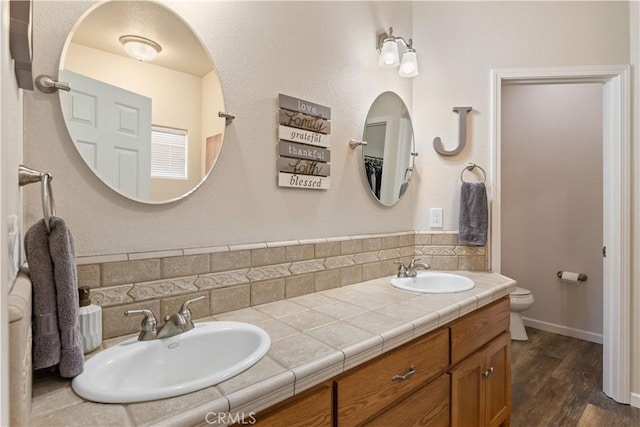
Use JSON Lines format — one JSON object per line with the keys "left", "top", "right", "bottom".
{"left": 376, "top": 27, "right": 419, "bottom": 78}
{"left": 119, "top": 35, "right": 162, "bottom": 61}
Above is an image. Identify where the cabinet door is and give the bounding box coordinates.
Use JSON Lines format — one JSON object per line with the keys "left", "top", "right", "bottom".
{"left": 451, "top": 350, "right": 486, "bottom": 427}
{"left": 451, "top": 332, "right": 511, "bottom": 427}
{"left": 254, "top": 382, "right": 333, "bottom": 427}
{"left": 485, "top": 333, "right": 511, "bottom": 427}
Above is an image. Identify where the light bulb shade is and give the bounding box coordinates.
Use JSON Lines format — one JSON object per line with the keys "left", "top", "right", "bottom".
{"left": 378, "top": 39, "right": 400, "bottom": 68}
{"left": 119, "top": 35, "right": 162, "bottom": 61}
{"left": 399, "top": 50, "right": 419, "bottom": 78}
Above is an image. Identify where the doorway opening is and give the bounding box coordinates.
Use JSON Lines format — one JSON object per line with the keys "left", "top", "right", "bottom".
{"left": 490, "top": 66, "right": 631, "bottom": 404}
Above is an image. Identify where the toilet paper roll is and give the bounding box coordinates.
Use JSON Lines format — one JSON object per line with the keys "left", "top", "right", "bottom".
{"left": 560, "top": 271, "right": 581, "bottom": 284}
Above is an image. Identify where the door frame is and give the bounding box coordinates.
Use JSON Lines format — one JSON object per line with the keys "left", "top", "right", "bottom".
{"left": 490, "top": 65, "right": 631, "bottom": 404}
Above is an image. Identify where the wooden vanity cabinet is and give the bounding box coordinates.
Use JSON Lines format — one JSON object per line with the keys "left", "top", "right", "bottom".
{"left": 449, "top": 298, "right": 511, "bottom": 427}
{"left": 252, "top": 297, "right": 511, "bottom": 427}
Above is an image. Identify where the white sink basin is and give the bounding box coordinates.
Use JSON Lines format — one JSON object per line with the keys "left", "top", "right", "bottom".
{"left": 391, "top": 272, "right": 475, "bottom": 294}
{"left": 72, "top": 321, "right": 270, "bottom": 403}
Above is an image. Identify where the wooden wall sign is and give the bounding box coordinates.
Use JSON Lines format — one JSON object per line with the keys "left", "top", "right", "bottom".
{"left": 277, "top": 94, "right": 331, "bottom": 190}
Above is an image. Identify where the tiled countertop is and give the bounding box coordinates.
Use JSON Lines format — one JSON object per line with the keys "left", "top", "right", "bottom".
{"left": 30, "top": 271, "right": 516, "bottom": 427}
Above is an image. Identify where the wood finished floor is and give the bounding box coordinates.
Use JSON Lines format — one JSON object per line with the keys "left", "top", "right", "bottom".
{"left": 511, "top": 327, "right": 640, "bottom": 427}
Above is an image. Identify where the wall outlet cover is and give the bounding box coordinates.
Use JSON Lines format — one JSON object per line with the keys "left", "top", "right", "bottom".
{"left": 430, "top": 208, "right": 443, "bottom": 228}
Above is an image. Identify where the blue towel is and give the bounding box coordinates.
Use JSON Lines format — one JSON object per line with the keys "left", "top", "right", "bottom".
{"left": 459, "top": 182, "right": 488, "bottom": 246}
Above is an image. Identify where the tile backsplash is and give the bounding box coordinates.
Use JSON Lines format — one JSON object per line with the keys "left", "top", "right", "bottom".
{"left": 76, "top": 231, "right": 487, "bottom": 340}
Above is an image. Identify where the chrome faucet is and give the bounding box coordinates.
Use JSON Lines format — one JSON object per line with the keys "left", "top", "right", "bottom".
{"left": 395, "top": 258, "right": 431, "bottom": 278}
{"left": 125, "top": 296, "right": 205, "bottom": 341}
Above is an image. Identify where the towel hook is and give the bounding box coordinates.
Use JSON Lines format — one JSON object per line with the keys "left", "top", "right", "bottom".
{"left": 460, "top": 162, "right": 486, "bottom": 184}
{"left": 18, "top": 165, "right": 56, "bottom": 232}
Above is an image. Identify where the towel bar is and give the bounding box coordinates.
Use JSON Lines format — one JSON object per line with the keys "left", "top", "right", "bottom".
{"left": 18, "top": 165, "right": 56, "bottom": 232}
{"left": 460, "top": 162, "right": 486, "bottom": 184}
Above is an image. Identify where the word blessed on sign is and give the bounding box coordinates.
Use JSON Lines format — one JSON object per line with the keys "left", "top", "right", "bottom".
{"left": 277, "top": 94, "right": 331, "bottom": 190}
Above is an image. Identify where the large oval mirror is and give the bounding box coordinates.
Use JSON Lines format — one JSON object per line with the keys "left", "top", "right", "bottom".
{"left": 361, "top": 92, "right": 415, "bottom": 206}
{"left": 58, "top": 0, "right": 225, "bottom": 203}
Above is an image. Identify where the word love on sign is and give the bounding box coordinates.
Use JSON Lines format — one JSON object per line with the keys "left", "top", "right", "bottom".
{"left": 277, "top": 94, "right": 332, "bottom": 190}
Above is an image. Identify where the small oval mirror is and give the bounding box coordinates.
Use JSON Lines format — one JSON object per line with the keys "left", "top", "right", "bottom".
{"left": 362, "top": 92, "right": 415, "bottom": 206}
{"left": 58, "top": 0, "right": 225, "bottom": 203}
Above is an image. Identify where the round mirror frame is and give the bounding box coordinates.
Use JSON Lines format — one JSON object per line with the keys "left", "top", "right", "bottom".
{"left": 361, "top": 91, "right": 415, "bottom": 207}
{"left": 59, "top": 0, "right": 225, "bottom": 204}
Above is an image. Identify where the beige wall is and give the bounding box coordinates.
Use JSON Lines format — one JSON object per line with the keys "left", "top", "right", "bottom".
{"left": 411, "top": 1, "right": 629, "bottom": 232}
{"left": 24, "top": 0, "right": 414, "bottom": 256}
{"left": 501, "top": 83, "right": 603, "bottom": 340}
{"left": 20, "top": 0, "right": 639, "bottom": 402}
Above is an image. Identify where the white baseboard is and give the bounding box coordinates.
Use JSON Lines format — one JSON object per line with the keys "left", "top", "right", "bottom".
{"left": 631, "top": 392, "right": 640, "bottom": 409}
{"left": 522, "top": 317, "right": 603, "bottom": 344}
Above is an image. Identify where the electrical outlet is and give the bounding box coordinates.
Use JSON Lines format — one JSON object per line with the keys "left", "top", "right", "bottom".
{"left": 430, "top": 208, "right": 443, "bottom": 228}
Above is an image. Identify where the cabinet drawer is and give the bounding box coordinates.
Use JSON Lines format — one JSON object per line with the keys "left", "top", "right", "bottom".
{"left": 335, "top": 328, "right": 449, "bottom": 426}
{"left": 450, "top": 297, "right": 509, "bottom": 365}
{"left": 365, "top": 374, "right": 450, "bottom": 427}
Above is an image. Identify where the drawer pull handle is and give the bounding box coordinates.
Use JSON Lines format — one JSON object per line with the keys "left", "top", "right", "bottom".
{"left": 482, "top": 367, "right": 494, "bottom": 379}
{"left": 392, "top": 366, "right": 416, "bottom": 381}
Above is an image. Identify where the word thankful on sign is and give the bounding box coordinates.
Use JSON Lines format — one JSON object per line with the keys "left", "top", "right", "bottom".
{"left": 277, "top": 94, "right": 331, "bottom": 190}
{"left": 279, "top": 141, "right": 330, "bottom": 162}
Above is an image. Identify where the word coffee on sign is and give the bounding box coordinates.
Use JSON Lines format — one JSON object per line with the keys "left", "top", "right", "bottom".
{"left": 279, "top": 125, "right": 330, "bottom": 148}
{"left": 278, "top": 109, "right": 331, "bottom": 134}
{"left": 278, "top": 158, "right": 330, "bottom": 177}
{"left": 279, "top": 173, "right": 330, "bottom": 190}
{"left": 278, "top": 94, "right": 331, "bottom": 119}
{"left": 279, "top": 141, "right": 330, "bottom": 162}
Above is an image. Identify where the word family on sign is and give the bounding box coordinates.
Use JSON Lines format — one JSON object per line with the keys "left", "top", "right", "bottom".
{"left": 277, "top": 94, "right": 331, "bottom": 190}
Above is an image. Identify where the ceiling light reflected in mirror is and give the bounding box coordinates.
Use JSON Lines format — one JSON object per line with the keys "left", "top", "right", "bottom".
{"left": 119, "top": 35, "right": 162, "bottom": 61}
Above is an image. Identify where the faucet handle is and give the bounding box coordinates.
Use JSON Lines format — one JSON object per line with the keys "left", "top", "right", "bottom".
{"left": 408, "top": 258, "right": 422, "bottom": 268}
{"left": 124, "top": 309, "right": 157, "bottom": 333}
{"left": 179, "top": 296, "right": 205, "bottom": 323}
{"left": 394, "top": 261, "right": 408, "bottom": 277}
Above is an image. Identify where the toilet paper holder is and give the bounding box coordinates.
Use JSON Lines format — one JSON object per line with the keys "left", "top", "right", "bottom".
{"left": 556, "top": 271, "right": 588, "bottom": 283}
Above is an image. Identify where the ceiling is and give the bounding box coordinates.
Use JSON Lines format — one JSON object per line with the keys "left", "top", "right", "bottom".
{"left": 69, "top": 1, "right": 213, "bottom": 77}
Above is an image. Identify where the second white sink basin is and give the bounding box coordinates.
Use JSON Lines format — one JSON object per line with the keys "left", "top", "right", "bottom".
{"left": 72, "top": 321, "right": 270, "bottom": 403}
{"left": 391, "top": 272, "right": 475, "bottom": 294}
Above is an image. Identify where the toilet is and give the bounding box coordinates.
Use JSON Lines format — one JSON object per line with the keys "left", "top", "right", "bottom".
{"left": 509, "top": 287, "right": 534, "bottom": 341}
